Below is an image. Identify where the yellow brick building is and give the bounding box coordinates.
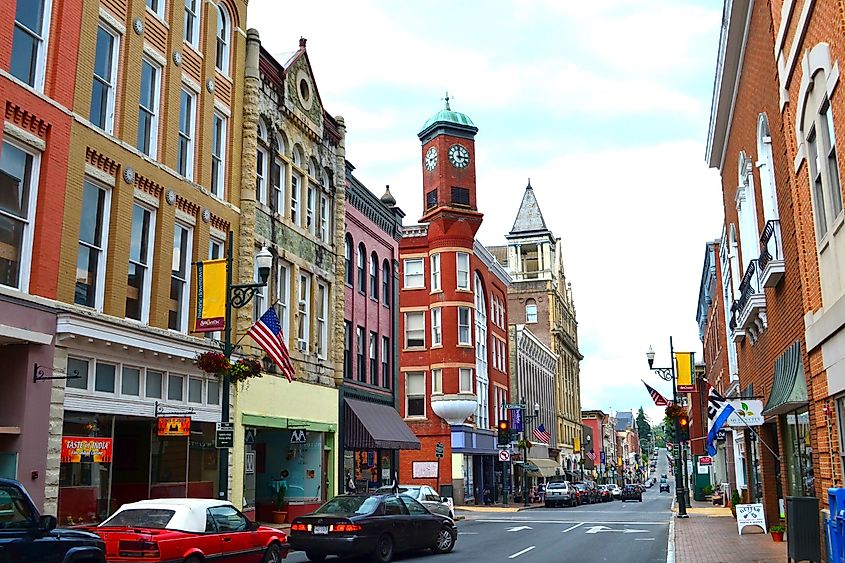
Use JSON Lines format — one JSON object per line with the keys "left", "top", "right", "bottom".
{"left": 50, "top": 0, "right": 249, "bottom": 523}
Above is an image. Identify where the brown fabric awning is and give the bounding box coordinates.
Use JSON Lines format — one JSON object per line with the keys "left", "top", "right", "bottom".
{"left": 344, "top": 398, "right": 421, "bottom": 450}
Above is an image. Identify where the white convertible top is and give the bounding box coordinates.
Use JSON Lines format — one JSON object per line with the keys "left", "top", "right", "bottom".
{"left": 100, "top": 498, "right": 236, "bottom": 533}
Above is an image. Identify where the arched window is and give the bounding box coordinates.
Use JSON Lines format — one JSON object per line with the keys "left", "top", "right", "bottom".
{"left": 256, "top": 120, "right": 268, "bottom": 205}
{"left": 474, "top": 272, "right": 489, "bottom": 429}
{"left": 736, "top": 151, "right": 760, "bottom": 272}
{"left": 757, "top": 114, "right": 779, "bottom": 223}
{"left": 382, "top": 259, "right": 390, "bottom": 305}
{"left": 525, "top": 299, "right": 537, "bottom": 323}
{"left": 292, "top": 145, "right": 304, "bottom": 167}
{"left": 215, "top": 3, "right": 230, "bottom": 74}
{"left": 344, "top": 234, "right": 353, "bottom": 286}
{"left": 357, "top": 243, "right": 366, "bottom": 293}
{"left": 369, "top": 253, "right": 378, "bottom": 299}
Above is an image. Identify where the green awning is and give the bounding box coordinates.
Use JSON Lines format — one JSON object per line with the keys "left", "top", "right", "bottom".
{"left": 762, "top": 341, "right": 808, "bottom": 416}
{"left": 526, "top": 458, "right": 561, "bottom": 478}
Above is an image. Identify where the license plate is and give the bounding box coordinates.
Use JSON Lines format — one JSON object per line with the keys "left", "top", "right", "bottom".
{"left": 314, "top": 525, "right": 329, "bottom": 535}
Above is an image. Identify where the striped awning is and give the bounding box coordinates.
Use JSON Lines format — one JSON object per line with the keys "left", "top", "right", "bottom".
{"left": 344, "top": 398, "right": 421, "bottom": 450}
{"left": 763, "top": 341, "right": 808, "bottom": 416}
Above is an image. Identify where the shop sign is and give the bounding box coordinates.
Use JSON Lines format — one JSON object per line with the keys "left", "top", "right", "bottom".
{"left": 157, "top": 417, "right": 191, "bottom": 436}
{"left": 725, "top": 400, "right": 764, "bottom": 427}
{"left": 216, "top": 422, "right": 234, "bottom": 448}
{"left": 412, "top": 461, "right": 439, "bottom": 478}
{"left": 736, "top": 503, "right": 767, "bottom": 534}
{"left": 716, "top": 429, "right": 727, "bottom": 442}
{"left": 698, "top": 456, "right": 713, "bottom": 466}
{"left": 290, "top": 429, "right": 307, "bottom": 444}
{"left": 61, "top": 437, "right": 113, "bottom": 463}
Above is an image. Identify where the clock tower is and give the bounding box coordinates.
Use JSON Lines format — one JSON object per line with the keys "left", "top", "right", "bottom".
{"left": 418, "top": 96, "right": 482, "bottom": 235}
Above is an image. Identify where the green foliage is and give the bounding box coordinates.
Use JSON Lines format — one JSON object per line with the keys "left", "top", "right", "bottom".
{"left": 731, "top": 489, "right": 742, "bottom": 508}
{"left": 770, "top": 525, "right": 785, "bottom": 533}
{"left": 702, "top": 485, "right": 713, "bottom": 495}
{"left": 636, "top": 407, "right": 653, "bottom": 455}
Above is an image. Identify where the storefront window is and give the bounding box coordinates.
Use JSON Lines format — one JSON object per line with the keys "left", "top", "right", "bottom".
{"left": 784, "top": 409, "right": 814, "bottom": 497}
{"left": 253, "top": 429, "right": 325, "bottom": 509}
{"left": 59, "top": 413, "right": 114, "bottom": 524}
{"left": 463, "top": 454, "right": 473, "bottom": 501}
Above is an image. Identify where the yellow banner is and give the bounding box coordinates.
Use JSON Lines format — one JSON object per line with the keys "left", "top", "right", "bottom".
{"left": 675, "top": 352, "right": 696, "bottom": 392}
{"left": 195, "top": 259, "right": 226, "bottom": 332}
{"left": 574, "top": 435, "right": 581, "bottom": 451}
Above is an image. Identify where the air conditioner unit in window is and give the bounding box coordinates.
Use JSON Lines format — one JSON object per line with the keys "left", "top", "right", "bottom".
{"left": 298, "top": 299, "right": 307, "bottom": 313}
{"left": 296, "top": 339, "right": 308, "bottom": 352}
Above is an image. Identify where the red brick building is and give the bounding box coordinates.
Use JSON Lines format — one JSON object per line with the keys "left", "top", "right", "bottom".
{"left": 0, "top": 0, "right": 81, "bottom": 512}
{"left": 397, "top": 101, "right": 511, "bottom": 504}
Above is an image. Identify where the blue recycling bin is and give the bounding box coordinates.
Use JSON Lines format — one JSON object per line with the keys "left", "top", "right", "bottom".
{"left": 828, "top": 488, "right": 845, "bottom": 563}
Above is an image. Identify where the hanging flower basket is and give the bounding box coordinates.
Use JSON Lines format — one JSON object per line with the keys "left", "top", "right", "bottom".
{"left": 665, "top": 404, "right": 686, "bottom": 419}
{"left": 195, "top": 353, "right": 263, "bottom": 384}
{"left": 196, "top": 351, "right": 231, "bottom": 375}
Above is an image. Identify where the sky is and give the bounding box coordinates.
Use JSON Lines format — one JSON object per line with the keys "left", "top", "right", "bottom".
{"left": 246, "top": 0, "right": 726, "bottom": 426}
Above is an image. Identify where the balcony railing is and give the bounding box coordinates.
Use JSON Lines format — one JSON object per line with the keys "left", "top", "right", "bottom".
{"left": 731, "top": 259, "right": 768, "bottom": 342}
{"left": 758, "top": 219, "right": 785, "bottom": 287}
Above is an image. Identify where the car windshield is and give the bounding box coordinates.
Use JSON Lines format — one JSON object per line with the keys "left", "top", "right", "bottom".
{"left": 314, "top": 496, "right": 381, "bottom": 516}
{"left": 100, "top": 509, "right": 175, "bottom": 529}
{"left": 0, "top": 485, "right": 35, "bottom": 529}
{"left": 574, "top": 484, "right": 586, "bottom": 490}
{"left": 546, "top": 482, "right": 566, "bottom": 489}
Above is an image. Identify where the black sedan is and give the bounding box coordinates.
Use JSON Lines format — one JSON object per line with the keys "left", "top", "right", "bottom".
{"left": 288, "top": 494, "right": 457, "bottom": 562}
{"left": 621, "top": 484, "right": 643, "bottom": 502}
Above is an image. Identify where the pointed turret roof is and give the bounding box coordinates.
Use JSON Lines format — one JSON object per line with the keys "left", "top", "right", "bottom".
{"left": 508, "top": 180, "right": 552, "bottom": 238}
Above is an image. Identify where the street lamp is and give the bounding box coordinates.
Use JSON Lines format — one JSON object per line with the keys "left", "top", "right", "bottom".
{"left": 645, "top": 338, "right": 688, "bottom": 518}
{"left": 218, "top": 231, "right": 272, "bottom": 500}
{"left": 520, "top": 400, "right": 540, "bottom": 507}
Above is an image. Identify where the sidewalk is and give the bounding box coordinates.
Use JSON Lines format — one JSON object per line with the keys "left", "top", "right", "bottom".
{"left": 457, "top": 501, "right": 545, "bottom": 513}
{"left": 673, "top": 500, "right": 787, "bottom": 563}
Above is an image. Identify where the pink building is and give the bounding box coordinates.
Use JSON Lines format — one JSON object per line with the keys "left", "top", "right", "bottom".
{"left": 341, "top": 162, "right": 419, "bottom": 491}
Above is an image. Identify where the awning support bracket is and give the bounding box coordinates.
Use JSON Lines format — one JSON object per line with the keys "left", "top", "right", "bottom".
{"left": 33, "top": 363, "right": 80, "bottom": 383}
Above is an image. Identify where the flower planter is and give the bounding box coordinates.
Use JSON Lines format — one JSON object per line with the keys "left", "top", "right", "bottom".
{"left": 271, "top": 510, "right": 287, "bottom": 524}
{"left": 770, "top": 531, "right": 784, "bottom": 542}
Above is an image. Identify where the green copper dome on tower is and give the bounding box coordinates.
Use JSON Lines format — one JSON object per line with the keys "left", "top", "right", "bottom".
{"left": 419, "top": 93, "right": 476, "bottom": 134}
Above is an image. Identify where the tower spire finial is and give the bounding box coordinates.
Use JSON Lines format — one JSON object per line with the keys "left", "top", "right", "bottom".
{"left": 443, "top": 91, "right": 451, "bottom": 110}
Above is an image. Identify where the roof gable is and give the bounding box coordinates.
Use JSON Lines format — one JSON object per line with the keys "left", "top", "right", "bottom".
{"left": 509, "top": 181, "right": 551, "bottom": 237}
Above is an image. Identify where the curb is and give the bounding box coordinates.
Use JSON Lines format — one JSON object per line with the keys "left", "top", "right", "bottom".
{"left": 667, "top": 513, "right": 676, "bottom": 563}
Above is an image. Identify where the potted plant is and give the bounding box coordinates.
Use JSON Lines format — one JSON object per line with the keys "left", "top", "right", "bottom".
{"left": 730, "top": 489, "right": 741, "bottom": 517}
{"left": 770, "top": 524, "right": 785, "bottom": 542}
{"left": 271, "top": 483, "right": 287, "bottom": 524}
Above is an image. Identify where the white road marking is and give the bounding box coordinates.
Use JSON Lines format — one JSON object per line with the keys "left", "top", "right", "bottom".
{"left": 584, "top": 525, "right": 649, "bottom": 534}
{"left": 477, "top": 519, "right": 669, "bottom": 525}
{"left": 458, "top": 532, "right": 479, "bottom": 535}
{"left": 561, "top": 522, "right": 584, "bottom": 533}
{"left": 506, "top": 526, "right": 533, "bottom": 532}
{"left": 635, "top": 538, "right": 656, "bottom": 541}
{"left": 508, "top": 546, "right": 536, "bottom": 559}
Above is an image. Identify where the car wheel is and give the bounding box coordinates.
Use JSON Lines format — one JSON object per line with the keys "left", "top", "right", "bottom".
{"left": 432, "top": 526, "right": 456, "bottom": 554}
{"left": 374, "top": 534, "right": 394, "bottom": 563}
{"left": 305, "top": 553, "right": 326, "bottom": 562}
{"left": 263, "top": 543, "right": 283, "bottom": 563}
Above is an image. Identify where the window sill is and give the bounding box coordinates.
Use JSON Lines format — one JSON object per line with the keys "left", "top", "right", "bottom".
{"left": 431, "top": 288, "right": 443, "bottom": 295}
{"left": 404, "top": 416, "right": 427, "bottom": 421}
{"left": 403, "top": 346, "right": 427, "bottom": 352}
{"left": 457, "top": 343, "right": 473, "bottom": 348}
{"left": 402, "top": 286, "right": 427, "bottom": 291}
{"left": 431, "top": 344, "right": 443, "bottom": 350}
{"left": 183, "top": 41, "right": 203, "bottom": 59}
{"left": 145, "top": 5, "right": 168, "bottom": 25}
{"left": 456, "top": 288, "right": 472, "bottom": 293}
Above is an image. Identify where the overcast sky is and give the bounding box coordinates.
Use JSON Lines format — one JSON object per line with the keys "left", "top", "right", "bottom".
{"left": 247, "top": 0, "right": 726, "bottom": 425}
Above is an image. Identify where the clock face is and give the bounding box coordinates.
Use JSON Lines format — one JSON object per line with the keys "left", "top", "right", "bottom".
{"left": 448, "top": 144, "right": 470, "bottom": 168}
{"left": 425, "top": 147, "right": 438, "bottom": 171}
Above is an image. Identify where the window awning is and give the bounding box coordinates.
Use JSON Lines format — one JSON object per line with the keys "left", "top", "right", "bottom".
{"left": 344, "top": 398, "right": 421, "bottom": 450}
{"left": 763, "top": 340, "right": 809, "bottom": 416}
{"left": 526, "top": 458, "right": 561, "bottom": 478}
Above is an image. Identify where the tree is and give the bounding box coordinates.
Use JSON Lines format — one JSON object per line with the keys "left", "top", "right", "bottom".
{"left": 636, "top": 407, "right": 653, "bottom": 457}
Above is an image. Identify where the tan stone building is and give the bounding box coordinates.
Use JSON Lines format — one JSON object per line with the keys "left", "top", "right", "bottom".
{"left": 48, "top": 0, "right": 249, "bottom": 523}
{"left": 231, "top": 34, "right": 346, "bottom": 522}
{"left": 488, "top": 182, "right": 582, "bottom": 471}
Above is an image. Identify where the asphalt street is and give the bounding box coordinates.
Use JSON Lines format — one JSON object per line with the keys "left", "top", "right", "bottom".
{"left": 285, "top": 450, "right": 674, "bottom": 563}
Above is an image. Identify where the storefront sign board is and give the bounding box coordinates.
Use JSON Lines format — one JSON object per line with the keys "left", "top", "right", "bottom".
{"left": 736, "top": 503, "right": 767, "bottom": 534}
{"left": 216, "top": 422, "right": 234, "bottom": 448}
{"left": 698, "top": 456, "right": 713, "bottom": 466}
{"left": 157, "top": 417, "right": 191, "bottom": 436}
{"left": 290, "top": 429, "right": 307, "bottom": 444}
{"left": 61, "top": 437, "right": 113, "bottom": 463}
{"left": 412, "top": 461, "right": 439, "bottom": 478}
{"left": 725, "top": 400, "right": 764, "bottom": 427}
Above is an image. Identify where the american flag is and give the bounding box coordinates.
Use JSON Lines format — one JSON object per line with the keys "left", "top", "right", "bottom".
{"left": 247, "top": 307, "right": 295, "bottom": 382}
{"left": 641, "top": 380, "right": 671, "bottom": 406}
{"left": 533, "top": 424, "right": 551, "bottom": 444}
{"left": 586, "top": 449, "right": 596, "bottom": 462}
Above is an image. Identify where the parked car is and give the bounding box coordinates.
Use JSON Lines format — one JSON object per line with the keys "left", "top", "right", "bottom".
{"left": 610, "top": 485, "right": 622, "bottom": 499}
{"left": 597, "top": 485, "right": 612, "bottom": 502}
{"left": 0, "top": 478, "right": 106, "bottom": 563}
{"left": 660, "top": 478, "right": 670, "bottom": 493}
{"left": 572, "top": 483, "right": 592, "bottom": 504}
{"left": 91, "top": 498, "right": 287, "bottom": 563}
{"left": 621, "top": 484, "right": 643, "bottom": 502}
{"left": 544, "top": 481, "right": 576, "bottom": 507}
{"left": 375, "top": 485, "right": 454, "bottom": 518}
{"left": 289, "top": 494, "right": 456, "bottom": 562}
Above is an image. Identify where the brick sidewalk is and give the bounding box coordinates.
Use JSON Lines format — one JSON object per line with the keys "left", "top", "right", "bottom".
{"left": 674, "top": 503, "right": 787, "bottom": 563}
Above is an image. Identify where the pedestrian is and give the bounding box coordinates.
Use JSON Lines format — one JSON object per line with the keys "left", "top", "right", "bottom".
{"left": 345, "top": 472, "right": 356, "bottom": 493}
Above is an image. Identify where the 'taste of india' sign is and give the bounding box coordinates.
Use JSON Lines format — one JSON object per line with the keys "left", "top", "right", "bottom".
{"left": 61, "top": 437, "right": 113, "bottom": 463}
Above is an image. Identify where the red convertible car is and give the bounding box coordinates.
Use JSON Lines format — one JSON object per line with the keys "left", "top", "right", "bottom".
{"left": 89, "top": 498, "right": 287, "bottom": 562}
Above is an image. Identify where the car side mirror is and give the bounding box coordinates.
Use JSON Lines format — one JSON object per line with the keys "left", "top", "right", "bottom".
{"left": 38, "top": 515, "right": 57, "bottom": 532}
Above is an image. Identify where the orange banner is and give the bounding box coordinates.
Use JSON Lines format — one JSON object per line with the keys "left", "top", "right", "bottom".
{"left": 157, "top": 417, "right": 191, "bottom": 436}
{"left": 61, "top": 437, "right": 113, "bottom": 463}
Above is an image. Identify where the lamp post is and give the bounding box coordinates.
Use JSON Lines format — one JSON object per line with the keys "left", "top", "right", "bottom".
{"left": 646, "top": 338, "right": 688, "bottom": 518}
{"left": 521, "top": 400, "right": 540, "bottom": 507}
{"left": 217, "top": 230, "right": 273, "bottom": 500}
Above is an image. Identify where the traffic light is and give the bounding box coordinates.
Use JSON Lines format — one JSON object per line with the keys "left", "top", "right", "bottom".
{"left": 497, "top": 419, "right": 510, "bottom": 445}
{"left": 677, "top": 413, "right": 690, "bottom": 442}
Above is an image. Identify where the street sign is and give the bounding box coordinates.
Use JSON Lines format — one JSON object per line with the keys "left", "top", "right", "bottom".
{"left": 215, "top": 422, "right": 234, "bottom": 448}
{"left": 498, "top": 449, "right": 511, "bottom": 462}
{"left": 435, "top": 442, "right": 445, "bottom": 458}
{"left": 505, "top": 403, "right": 524, "bottom": 409}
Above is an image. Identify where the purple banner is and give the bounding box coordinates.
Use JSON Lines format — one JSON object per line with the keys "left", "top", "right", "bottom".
{"left": 600, "top": 451, "right": 606, "bottom": 464}
{"left": 509, "top": 407, "right": 524, "bottom": 432}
